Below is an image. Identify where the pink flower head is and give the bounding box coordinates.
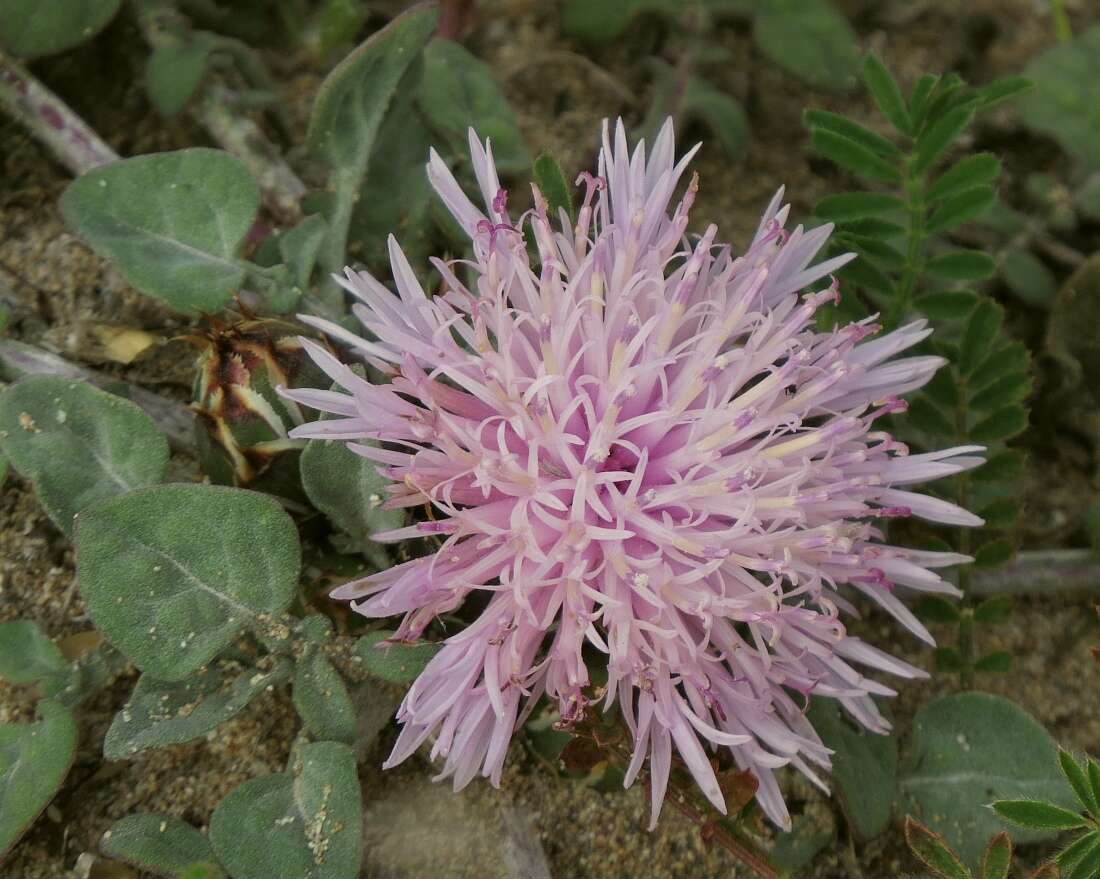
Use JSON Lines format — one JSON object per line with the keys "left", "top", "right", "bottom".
{"left": 284, "top": 120, "right": 983, "bottom": 830}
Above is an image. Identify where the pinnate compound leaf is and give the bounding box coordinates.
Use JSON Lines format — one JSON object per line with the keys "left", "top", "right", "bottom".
{"left": 293, "top": 647, "right": 356, "bottom": 745}
{"left": 101, "top": 813, "right": 215, "bottom": 876}
{"left": 76, "top": 484, "right": 299, "bottom": 681}
{"left": 754, "top": 0, "right": 860, "bottom": 92}
{"left": 418, "top": 37, "right": 528, "bottom": 173}
{"left": 914, "top": 104, "right": 975, "bottom": 174}
{"left": 804, "top": 110, "right": 901, "bottom": 158}
{"left": 915, "top": 290, "right": 978, "bottom": 320}
{"left": 973, "top": 596, "right": 1014, "bottom": 625}
{"left": 0, "top": 701, "right": 77, "bottom": 859}
{"left": 809, "top": 129, "right": 902, "bottom": 184}
{"left": 904, "top": 816, "right": 971, "bottom": 879}
{"left": 971, "top": 343, "right": 1031, "bottom": 392}
{"left": 973, "top": 651, "right": 1013, "bottom": 673}
{"left": 979, "top": 76, "right": 1033, "bottom": 109}
{"left": 0, "top": 620, "right": 66, "bottom": 686}
{"left": 926, "top": 185, "right": 995, "bottom": 233}
{"left": 807, "top": 699, "right": 897, "bottom": 839}
{"left": 992, "top": 800, "right": 1088, "bottom": 831}
{"left": 970, "top": 405, "right": 1028, "bottom": 445}
{"left": 973, "top": 449, "right": 1024, "bottom": 483}
{"left": 1060, "top": 751, "right": 1100, "bottom": 816}
{"left": 863, "top": 53, "right": 911, "bottom": 134}
{"left": 209, "top": 741, "right": 362, "bottom": 879}
{"left": 899, "top": 692, "right": 1075, "bottom": 868}
{"left": 61, "top": 150, "right": 260, "bottom": 313}
{"left": 959, "top": 299, "right": 1004, "bottom": 375}
{"left": 928, "top": 154, "right": 1001, "bottom": 202}
{"left": 969, "top": 372, "right": 1032, "bottom": 412}
{"left": 816, "top": 192, "right": 905, "bottom": 221}
{"left": 914, "top": 596, "right": 962, "bottom": 623}
{"left": 0, "top": 377, "right": 168, "bottom": 536}
{"left": 0, "top": 0, "right": 121, "bottom": 57}
{"left": 926, "top": 250, "right": 997, "bottom": 281}
{"left": 355, "top": 631, "right": 442, "bottom": 685}
{"left": 980, "top": 832, "right": 1012, "bottom": 879}
{"left": 104, "top": 659, "right": 291, "bottom": 759}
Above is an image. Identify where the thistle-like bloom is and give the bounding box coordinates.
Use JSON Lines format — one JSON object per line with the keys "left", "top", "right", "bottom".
{"left": 284, "top": 120, "right": 982, "bottom": 830}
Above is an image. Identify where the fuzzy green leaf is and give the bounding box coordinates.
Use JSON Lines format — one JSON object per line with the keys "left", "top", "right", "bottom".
{"left": 104, "top": 660, "right": 290, "bottom": 759}
{"left": 863, "top": 53, "right": 911, "bottom": 134}
{"left": 970, "top": 405, "right": 1028, "bottom": 444}
{"left": 993, "top": 800, "right": 1088, "bottom": 831}
{"left": 76, "top": 484, "right": 299, "bottom": 681}
{"left": 928, "top": 154, "right": 1001, "bottom": 202}
{"left": 915, "top": 290, "right": 978, "bottom": 320}
{"left": 754, "top": 0, "right": 860, "bottom": 92}
{"left": 0, "top": 0, "right": 121, "bottom": 57}
{"left": 61, "top": 149, "right": 260, "bottom": 313}
{"left": 980, "top": 832, "right": 1012, "bottom": 879}
{"left": 680, "top": 75, "right": 750, "bottom": 159}
{"left": 355, "top": 631, "right": 442, "bottom": 685}
{"left": 1059, "top": 831, "right": 1100, "bottom": 873}
{"left": 532, "top": 152, "right": 576, "bottom": 225}
{"left": 905, "top": 817, "right": 971, "bottom": 879}
{"left": 209, "top": 742, "right": 362, "bottom": 879}
{"left": 293, "top": 647, "right": 357, "bottom": 745}
{"left": 418, "top": 37, "right": 528, "bottom": 173}
{"left": 146, "top": 34, "right": 212, "bottom": 116}
{"left": 899, "top": 693, "right": 1075, "bottom": 868}
{"left": 926, "top": 250, "right": 997, "bottom": 281}
{"left": 807, "top": 699, "right": 897, "bottom": 840}
{"left": 1017, "top": 27, "right": 1100, "bottom": 168}
{"left": 816, "top": 192, "right": 905, "bottom": 221}
{"left": 927, "top": 185, "right": 995, "bottom": 233}
{"left": 1001, "top": 249, "right": 1058, "bottom": 307}
{"left": 1060, "top": 751, "right": 1100, "bottom": 817}
{"left": 0, "top": 620, "right": 66, "bottom": 686}
{"left": 908, "top": 74, "right": 938, "bottom": 124}
{"left": 0, "top": 377, "right": 169, "bottom": 536}
{"left": 100, "top": 813, "right": 216, "bottom": 877}
{"left": 0, "top": 701, "right": 77, "bottom": 859}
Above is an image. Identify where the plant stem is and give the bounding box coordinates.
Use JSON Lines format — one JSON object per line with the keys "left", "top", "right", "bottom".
{"left": 1051, "top": 0, "right": 1073, "bottom": 43}
{"left": 0, "top": 49, "right": 118, "bottom": 175}
{"left": 886, "top": 156, "right": 927, "bottom": 328}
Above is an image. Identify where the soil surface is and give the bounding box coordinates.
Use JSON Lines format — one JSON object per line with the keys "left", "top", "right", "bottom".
{"left": 2, "top": 1, "right": 1099, "bottom": 877}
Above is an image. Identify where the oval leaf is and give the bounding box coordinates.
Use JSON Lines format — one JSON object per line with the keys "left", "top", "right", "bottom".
{"left": 754, "top": 0, "right": 860, "bottom": 92}
{"left": 0, "top": 620, "right": 67, "bottom": 686}
{"left": 0, "top": 376, "right": 169, "bottom": 536}
{"left": 75, "top": 484, "right": 300, "bottom": 681}
{"left": 904, "top": 816, "right": 970, "bottom": 879}
{"left": 355, "top": 631, "right": 441, "bottom": 685}
{"left": 292, "top": 648, "right": 357, "bottom": 745}
{"left": 0, "top": 0, "right": 121, "bottom": 57}
{"left": 899, "top": 692, "right": 1076, "bottom": 868}
{"left": 101, "top": 813, "right": 216, "bottom": 876}
{"left": 61, "top": 149, "right": 260, "bottom": 313}
{"left": 209, "top": 741, "right": 362, "bottom": 879}
{"left": 105, "top": 659, "right": 291, "bottom": 759}
{"left": 992, "top": 799, "right": 1087, "bottom": 831}
{"left": 0, "top": 701, "right": 77, "bottom": 859}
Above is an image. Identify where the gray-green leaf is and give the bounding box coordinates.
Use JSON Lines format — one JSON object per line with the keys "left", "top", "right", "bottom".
{"left": 101, "top": 813, "right": 216, "bottom": 877}
{"left": 418, "top": 37, "right": 529, "bottom": 173}
{"left": 75, "top": 484, "right": 299, "bottom": 681}
{"left": 60, "top": 149, "right": 261, "bottom": 313}
{"left": 209, "top": 741, "right": 362, "bottom": 879}
{"left": 105, "top": 659, "right": 291, "bottom": 759}
{"left": 899, "top": 692, "right": 1075, "bottom": 868}
{"left": 754, "top": 0, "right": 860, "bottom": 92}
{"left": 0, "top": 376, "right": 169, "bottom": 535}
{"left": 0, "top": 620, "right": 67, "bottom": 686}
{"left": 293, "top": 647, "right": 356, "bottom": 745}
{"left": 0, "top": 701, "right": 77, "bottom": 859}
{"left": 0, "top": 0, "right": 121, "bottom": 57}
{"left": 354, "top": 631, "right": 441, "bottom": 685}
{"left": 146, "top": 34, "right": 213, "bottom": 116}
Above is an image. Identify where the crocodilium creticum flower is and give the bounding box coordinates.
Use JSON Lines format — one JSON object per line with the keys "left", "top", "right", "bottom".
{"left": 283, "top": 120, "right": 983, "bottom": 830}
